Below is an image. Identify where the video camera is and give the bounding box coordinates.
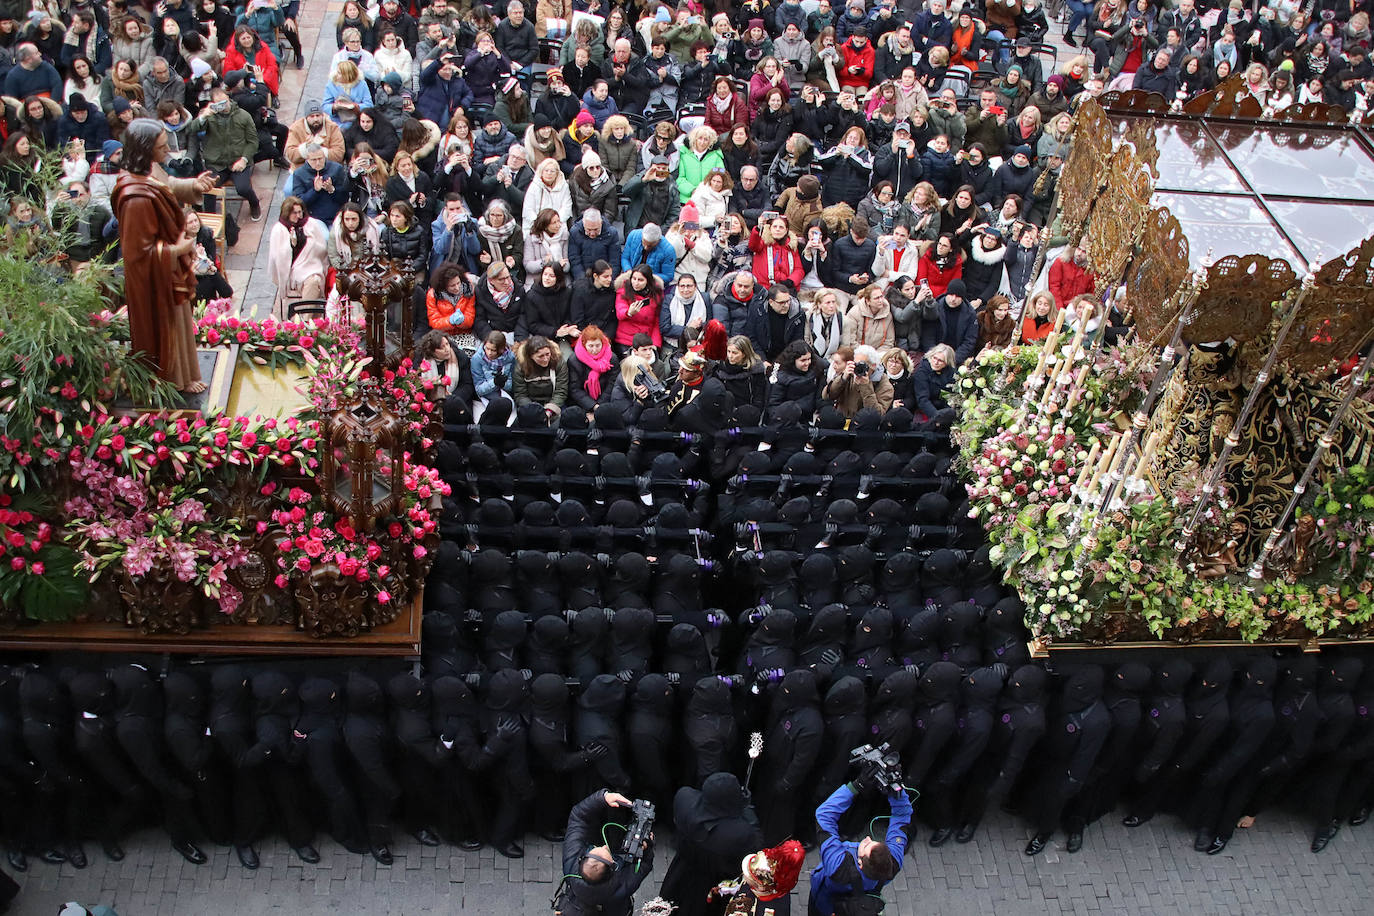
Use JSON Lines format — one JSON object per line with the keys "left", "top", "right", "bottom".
{"left": 849, "top": 742, "right": 904, "bottom": 795}
{"left": 620, "top": 799, "right": 656, "bottom": 865}
{"left": 635, "top": 368, "right": 670, "bottom": 405}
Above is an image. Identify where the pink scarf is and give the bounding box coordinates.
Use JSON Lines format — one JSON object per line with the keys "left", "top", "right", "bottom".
{"left": 574, "top": 339, "right": 614, "bottom": 400}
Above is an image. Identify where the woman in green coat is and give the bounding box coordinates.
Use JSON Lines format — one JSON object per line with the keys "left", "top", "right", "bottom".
{"left": 675, "top": 125, "right": 726, "bottom": 203}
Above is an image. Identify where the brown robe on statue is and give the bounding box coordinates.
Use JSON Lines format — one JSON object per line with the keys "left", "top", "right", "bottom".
{"left": 111, "top": 172, "right": 201, "bottom": 391}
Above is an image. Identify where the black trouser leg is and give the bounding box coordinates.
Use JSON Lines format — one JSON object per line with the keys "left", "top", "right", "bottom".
{"left": 217, "top": 168, "right": 259, "bottom": 208}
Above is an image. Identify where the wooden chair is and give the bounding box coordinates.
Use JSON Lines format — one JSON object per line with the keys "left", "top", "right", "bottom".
{"left": 287, "top": 299, "right": 328, "bottom": 321}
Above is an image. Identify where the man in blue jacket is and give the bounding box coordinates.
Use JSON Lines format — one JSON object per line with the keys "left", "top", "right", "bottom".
{"left": 290, "top": 143, "right": 350, "bottom": 224}
{"left": 809, "top": 779, "right": 912, "bottom": 916}
{"left": 429, "top": 192, "right": 482, "bottom": 276}
{"left": 621, "top": 223, "right": 676, "bottom": 286}
{"left": 569, "top": 209, "right": 622, "bottom": 280}
{"left": 416, "top": 53, "right": 474, "bottom": 126}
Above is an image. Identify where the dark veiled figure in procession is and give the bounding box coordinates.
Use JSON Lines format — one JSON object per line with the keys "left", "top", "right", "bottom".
{"left": 517, "top": 550, "right": 564, "bottom": 617}
{"left": 797, "top": 552, "right": 837, "bottom": 614}
{"left": 164, "top": 673, "right": 234, "bottom": 854}
{"left": 628, "top": 673, "right": 677, "bottom": 822}
{"left": 110, "top": 665, "right": 207, "bottom": 864}
{"left": 921, "top": 548, "right": 964, "bottom": 608}
{"left": 611, "top": 606, "right": 657, "bottom": 678}
{"left": 664, "top": 623, "right": 715, "bottom": 685}
{"left": 1207, "top": 657, "right": 1320, "bottom": 855}
{"left": 1188, "top": 657, "right": 1276, "bottom": 856}
{"left": 982, "top": 598, "right": 1031, "bottom": 669}
{"left": 661, "top": 772, "right": 764, "bottom": 916}
{"left": 683, "top": 676, "right": 739, "bottom": 787}
{"left": 575, "top": 673, "right": 632, "bottom": 795}
{"left": 1123, "top": 657, "right": 1232, "bottom": 829}
{"left": 938, "top": 601, "right": 983, "bottom": 672}
{"left": 481, "top": 668, "right": 538, "bottom": 858}
{"left": 1115, "top": 658, "right": 1191, "bottom": 832}
{"left": 1061, "top": 663, "right": 1150, "bottom": 852}
{"left": 904, "top": 661, "right": 962, "bottom": 796}
{"left": 757, "top": 670, "right": 824, "bottom": 847}
{"left": 569, "top": 606, "right": 611, "bottom": 683}
{"left": 1306, "top": 658, "right": 1364, "bottom": 852}
{"left": 840, "top": 605, "right": 899, "bottom": 685}
{"left": 249, "top": 671, "right": 320, "bottom": 863}
{"left": 67, "top": 671, "right": 145, "bottom": 865}
{"left": 527, "top": 615, "right": 571, "bottom": 676}
{"left": 926, "top": 664, "right": 1007, "bottom": 847}
{"left": 486, "top": 610, "right": 530, "bottom": 672}
{"left": 797, "top": 604, "right": 848, "bottom": 685}
{"left": 811, "top": 676, "right": 870, "bottom": 826}
{"left": 296, "top": 678, "right": 369, "bottom": 856}
{"left": 421, "top": 608, "right": 480, "bottom": 679}
{"left": 430, "top": 676, "right": 496, "bottom": 849}
{"left": 0, "top": 666, "right": 51, "bottom": 871}
{"left": 209, "top": 666, "right": 276, "bottom": 868}
{"left": 344, "top": 672, "right": 402, "bottom": 865}
{"left": 739, "top": 607, "right": 798, "bottom": 681}
{"left": 21, "top": 670, "right": 89, "bottom": 867}
{"left": 895, "top": 609, "right": 942, "bottom": 674}
{"left": 955, "top": 664, "right": 1048, "bottom": 844}
{"left": 560, "top": 551, "right": 604, "bottom": 612}
{"left": 876, "top": 551, "right": 923, "bottom": 618}
{"left": 1024, "top": 665, "right": 1111, "bottom": 856}
{"left": 528, "top": 674, "right": 604, "bottom": 842}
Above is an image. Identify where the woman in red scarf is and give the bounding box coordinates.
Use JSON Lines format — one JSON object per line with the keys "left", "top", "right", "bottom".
{"left": 567, "top": 324, "right": 618, "bottom": 413}
{"left": 613, "top": 264, "right": 664, "bottom": 352}
{"left": 915, "top": 232, "right": 965, "bottom": 298}
{"left": 950, "top": 11, "right": 984, "bottom": 69}
{"left": 747, "top": 215, "right": 804, "bottom": 289}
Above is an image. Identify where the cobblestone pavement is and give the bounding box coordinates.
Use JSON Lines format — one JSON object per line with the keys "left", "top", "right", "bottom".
{"left": 9, "top": 806, "right": 1374, "bottom": 914}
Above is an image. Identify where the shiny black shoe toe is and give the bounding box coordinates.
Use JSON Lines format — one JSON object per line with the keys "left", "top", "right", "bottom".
{"left": 1205, "top": 837, "right": 1228, "bottom": 856}
{"left": 67, "top": 844, "right": 88, "bottom": 868}
{"left": 372, "top": 845, "right": 393, "bottom": 865}
{"left": 457, "top": 839, "right": 482, "bottom": 850}
{"left": 1024, "top": 833, "right": 1051, "bottom": 856}
{"left": 413, "top": 828, "right": 441, "bottom": 847}
{"left": 1311, "top": 825, "right": 1338, "bottom": 853}
{"left": 1066, "top": 831, "right": 1083, "bottom": 853}
{"left": 39, "top": 849, "right": 65, "bottom": 866}
{"left": 495, "top": 842, "right": 524, "bottom": 859}
{"left": 294, "top": 844, "right": 321, "bottom": 864}
{"left": 954, "top": 822, "right": 978, "bottom": 844}
{"left": 928, "top": 828, "right": 953, "bottom": 848}
{"left": 6, "top": 851, "right": 25, "bottom": 872}
{"left": 236, "top": 845, "right": 259, "bottom": 869}
{"left": 1122, "top": 814, "right": 1147, "bottom": 828}
{"left": 173, "top": 840, "right": 208, "bottom": 865}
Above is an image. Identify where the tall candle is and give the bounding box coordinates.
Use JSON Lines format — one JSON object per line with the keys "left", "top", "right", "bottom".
{"left": 1075, "top": 440, "right": 1102, "bottom": 490}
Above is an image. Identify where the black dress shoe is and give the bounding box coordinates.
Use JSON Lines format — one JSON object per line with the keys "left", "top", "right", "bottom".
{"left": 955, "top": 822, "right": 978, "bottom": 844}
{"left": 928, "top": 828, "right": 953, "bottom": 848}
{"left": 372, "top": 845, "right": 393, "bottom": 865}
{"left": 1066, "top": 830, "right": 1083, "bottom": 853}
{"left": 1351, "top": 806, "right": 1370, "bottom": 826}
{"left": 173, "top": 840, "right": 208, "bottom": 865}
{"left": 413, "top": 828, "right": 441, "bottom": 847}
{"left": 1192, "top": 829, "right": 1213, "bottom": 852}
{"left": 39, "top": 849, "right": 65, "bottom": 866}
{"left": 1122, "top": 814, "right": 1148, "bottom": 828}
{"left": 538, "top": 829, "right": 565, "bottom": 843}
{"left": 1064, "top": 32, "right": 1078, "bottom": 46}
{"left": 236, "top": 845, "right": 259, "bottom": 869}
{"left": 272, "top": 156, "right": 292, "bottom": 170}
{"left": 5, "top": 851, "right": 24, "bottom": 872}
{"left": 294, "top": 844, "right": 321, "bottom": 864}
{"left": 495, "top": 842, "right": 524, "bottom": 859}
{"left": 1205, "top": 837, "right": 1228, "bottom": 855}
{"left": 1311, "top": 823, "right": 1339, "bottom": 853}
{"left": 1024, "top": 833, "right": 1051, "bottom": 856}
{"left": 457, "top": 839, "right": 482, "bottom": 850}
{"left": 67, "top": 844, "right": 88, "bottom": 868}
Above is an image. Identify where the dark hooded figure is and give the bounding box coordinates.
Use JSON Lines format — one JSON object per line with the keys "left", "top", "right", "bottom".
{"left": 1208, "top": 656, "right": 1321, "bottom": 855}
{"left": 570, "top": 606, "right": 611, "bottom": 682}
{"left": 896, "top": 608, "right": 942, "bottom": 673}
{"left": 378, "top": 674, "right": 443, "bottom": 853}
{"left": 528, "top": 674, "right": 602, "bottom": 842}
{"left": 939, "top": 601, "right": 983, "bottom": 672}
{"left": 1123, "top": 656, "right": 1233, "bottom": 829}
{"left": 813, "top": 676, "right": 872, "bottom": 813}
{"left": 0, "top": 666, "right": 47, "bottom": 871}
{"left": 1062, "top": 662, "right": 1151, "bottom": 851}
{"left": 956, "top": 664, "right": 1048, "bottom": 843}
{"left": 740, "top": 607, "right": 798, "bottom": 678}
{"left": 426, "top": 542, "right": 470, "bottom": 618}
{"left": 430, "top": 676, "right": 497, "bottom": 849}
{"left": 683, "top": 676, "right": 739, "bottom": 787}
{"left": 757, "top": 669, "right": 823, "bottom": 846}
{"left": 926, "top": 664, "right": 1008, "bottom": 847}
{"left": 628, "top": 674, "right": 676, "bottom": 818}
{"left": 963, "top": 544, "right": 1005, "bottom": 609}
{"left": 664, "top": 623, "right": 714, "bottom": 684}
{"left": 921, "top": 548, "right": 964, "bottom": 609}
{"left": 559, "top": 551, "right": 604, "bottom": 610}
{"left": 1189, "top": 656, "right": 1277, "bottom": 856}
{"left": 1306, "top": 657, "right": 1364, "bottom": 852}
{"left": 611, "top": 606, "right": 657, "bottom": 677}
{"left": 983, "top": 597, "right": 1031, "bottom": 669}
{"left": 527, "top": 615, "right": 571, "bottom": 676}
{"left": 516, "top": 550, "right": 564, "bottom": 616}
{"left": 655, "top": 552, "right": 706, "bottom": 619}
{"left": 1117, "top": 658, "right": 1192, "bottom": 827}
{"left": 249, "top": 671, "right": 320, "bottom": 863}
{"left": 19, "top": 669, "right": 86, "bottom": 867}
{"left": 109, "top": 665, "right": 206, "bottom": 864}
{"left": 754, "top": 550, "right": 801, "bottom": 611}
{"left": 1025, "top": 666, "right": 1111, "bottom": 856}
{"left": 798, "top": 551, "right": 838, "bottom": 612}
{"left": 295, "top": 678, "right": 368, "bottom": 856}
{"left": 877, "top": 551, "right": 923, "bottom": 617}
{"left": 67, "top": 671, "right": 142, "bottom": 865}
{"left": 164, "top": 672, "right": 233, "bottom": 852}
{"left": 870, "top": 669, "right": 918, "bottom": 760}
{"left": 661, "top": 772, "right": 765, "bottom": 916}
{"left": 480, "top": 668, "right": 537, "bottom": 858}
{"left": 209, "top": 666, "right": 281, "bottom": 867}
{"left": 905, "top": 661, "right": 963, "bottom": 793}
{"left": 841, "top": 605, "right": 898, "bottom": 684}
{"left": 575, "top": 674, "right": 632, "bottom": 794}
{"left": 797, "top": 604, "right": 848, "bottom": 684}
{"left": 486, "top": 610, "right": 529, "bottom": 672}
{"left": 344, "top": 672, "right": 402, "bottom": 864}
{"left": 606, "top": 553, "right": 653, "bottom": 609}
{"left": 470, "top": 547, "right": 518, "bottom": 618}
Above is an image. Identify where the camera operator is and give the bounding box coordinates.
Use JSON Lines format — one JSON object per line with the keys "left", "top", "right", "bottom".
{"left": 808, "top": 767, "right": 912, "bottom": 916}
{"left": 557, "top": 790, "right": 655, "bottom": 916}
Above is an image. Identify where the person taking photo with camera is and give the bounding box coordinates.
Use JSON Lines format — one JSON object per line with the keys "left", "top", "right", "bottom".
{"left": 808, "top": 762, "right": 912, "bottom": 916}
{"left": 556, "top": 790, "right": 655, "bottom": 916}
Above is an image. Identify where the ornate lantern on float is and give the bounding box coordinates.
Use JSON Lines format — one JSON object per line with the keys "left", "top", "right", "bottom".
{"left": 339, "top": 256, "right": 414, "bottom": 371}
{"left": 317, "top": 388, "right": 407, "bottom": 534}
